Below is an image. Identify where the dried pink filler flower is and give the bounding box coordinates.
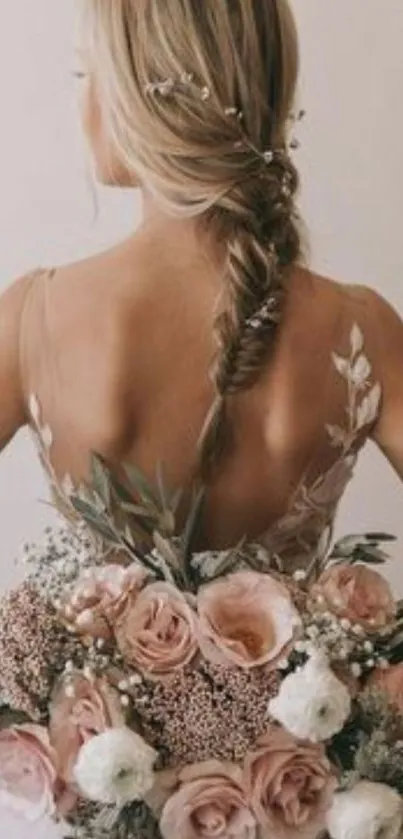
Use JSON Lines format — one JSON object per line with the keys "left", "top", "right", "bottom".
{"left": 129, "top": 661, "right": 280, "bottom": 768}
{"left": 0, "top": 583, "right": 80, "bottom": 720}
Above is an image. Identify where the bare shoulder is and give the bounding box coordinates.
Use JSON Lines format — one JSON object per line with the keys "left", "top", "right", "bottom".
{"left": 49, "top": 232, "right": 155, "bottom": 300}
{"left": 39, "top": 233, "right": 163, "bottom": 348}
{"left": 287, "top": 267, "right": 400, "bottom": 333}
{"left": 283, "top": 267, "right": 356, "bottom": 347}
{"left": 331, "top": 277, "right": 403, "bottom": 360}
{"left": 291, "top": 271, "right": 403, "bottom": 392}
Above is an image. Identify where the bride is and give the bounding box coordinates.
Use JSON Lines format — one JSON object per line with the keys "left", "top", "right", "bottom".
{"left": 2, "top": 5, "right": 403, "bottom": 549}
{"left": 2, "top": 1, "right": 403, "bottom": 564}
{"left": 0, "top": 1, "right": 403, "bottom": 832}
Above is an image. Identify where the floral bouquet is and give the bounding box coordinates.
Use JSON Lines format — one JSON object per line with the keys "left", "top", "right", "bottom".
{"left": 1, "top": 457, "right": 403, "bottom": 839}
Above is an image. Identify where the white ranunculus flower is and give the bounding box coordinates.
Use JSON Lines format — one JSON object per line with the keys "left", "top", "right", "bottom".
{"left": 327, "top": 781, "right": 403, "bottom": 839}
{"left": 269, "top": 650, "right": 351, "bottom": 741}
{"left": 74, "top": 728, "right": 158, "bottom": 805}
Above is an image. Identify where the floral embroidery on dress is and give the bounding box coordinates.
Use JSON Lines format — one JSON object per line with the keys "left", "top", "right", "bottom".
{"left": 29, "top": 322, "right": 382, "bottom": 574}
{"left": 259, "top": 322, "right": 382, "bottom": 572}
{"left": 29, "top": 394, "right": 77, "bottom": 523}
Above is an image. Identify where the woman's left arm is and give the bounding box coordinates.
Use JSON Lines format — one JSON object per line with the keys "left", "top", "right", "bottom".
{"left": 0, "top": 273, "right": 34, "bottom": 452}
{"left": 364, "top": 287, "right": 403, "bottom": 477}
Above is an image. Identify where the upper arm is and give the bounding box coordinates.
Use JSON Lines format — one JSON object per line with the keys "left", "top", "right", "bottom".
{"left": 362, "top": 286, "right": 403, "bottom": 478}
{"left": 0, "top": 273, "right": 34, "bottom": 450}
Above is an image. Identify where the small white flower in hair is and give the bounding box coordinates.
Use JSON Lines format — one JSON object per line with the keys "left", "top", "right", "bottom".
{"left": 180, "top": 71, "right": 194, "bottom": 85}
{"left": 263, "top": 150, "right": 274, "bottom": 164}
{"left": 144, "top": 78, "right": 175, "bottom": 97}
{"left": 158, "top": 78, "right": 175, "bottom": 96}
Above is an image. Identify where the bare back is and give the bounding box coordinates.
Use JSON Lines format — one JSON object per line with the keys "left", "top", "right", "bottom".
{"left": 17, "top": 225, "right": 382, "bottom": 564}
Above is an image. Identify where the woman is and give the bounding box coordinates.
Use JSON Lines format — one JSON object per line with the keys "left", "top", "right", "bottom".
{"left": 0, "top": 0, "right": 403, "bottom": 573}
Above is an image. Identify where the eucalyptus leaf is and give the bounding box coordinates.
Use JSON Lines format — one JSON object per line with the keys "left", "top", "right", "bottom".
{"left": 90, "top": 454, "right": 112, "bottom": 509}
{"left": 110, "top": 475, "right": 136, "bottom": 505}
{"left": 124, "top": 463, "right": 161, "bottom": 509}
{"left": 77, "top": 483, "right": 97, "bottom": 505}
{"left": 351, "top": 553, "right": 387, "bottom": 566}
{"left": 171, "top": 487, "right": 184, "bottom": 515}
{"left": 354, "top": 545, "right": 389, "bottom": 563}
{"left": 121, "top": 518, "right": 156, "bottom": 548}
{"left": 158, "top": 508, "right": 176, "bottom": 536}
{"left": 152, "top": 530, "right": 183, "bottom": 577}
{"left": 155, "top": 460, "right": 169, "bottom": 510}
{"left": 183, "top": 485, "right": 206, "bottom": 564}
{"left": 70, "top": 496, "right": 120, "bottom": 543}
{"left": 121, "top": 502, "right": 156, "bottom": 519}
{"left": 70, "top": 494, "right": 101, "bottom": 521}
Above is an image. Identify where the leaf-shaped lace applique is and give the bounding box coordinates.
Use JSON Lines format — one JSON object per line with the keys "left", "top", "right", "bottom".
{"left": 29, "top": 392, "right": 77, "bottom": 521}
{"left": 259, "top": 323, "right": 382, "bottom": 573}
{"left": 301, "top": 455, "right": 357, "bottom": 509}
{"left": 350, "top": 322, "right": 364, "bottom": 355}
{"left": 356, "top": 382, "right": 382, "bottom": 430}
{"left": 327, "top": 323, "right": 381, "bottom": 451}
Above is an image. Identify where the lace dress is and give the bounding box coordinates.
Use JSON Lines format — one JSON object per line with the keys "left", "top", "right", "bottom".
{"left": 1, "top": 270, "right": 384, "bottom": 838}
{"left": 29, "top": 320, "right": 381, "bottom": 576}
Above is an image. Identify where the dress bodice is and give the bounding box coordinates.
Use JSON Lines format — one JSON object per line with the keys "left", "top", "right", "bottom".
{"left": 28, "top": 298, "right": 381, "bottom": 576}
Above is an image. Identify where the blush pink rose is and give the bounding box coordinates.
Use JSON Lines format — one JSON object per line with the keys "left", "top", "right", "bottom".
{"left": 60, "top": 563, "right": 146, "bottom": 639}
{"left": 160, "top": 760, "right": 257, "bottom": 839}
{"left": 245, "top": 725, "right": 336, "bottom": 839}
{"left": 49, "top": 672, "right": 124, "bottom": 782}
{"left": 0, "top": 724, "right": 57, "bottom": 822}
{"left": 197, "top": 571, "right": 300, "bottom": 669}
{"left": 114, "top": 581, "right": 198, "bottom": 678}
{"left": 311, "top": 564, "right": 396, "bottom": 631}
{"left": 368, "top": 663, "right": 403, "bottom": 714}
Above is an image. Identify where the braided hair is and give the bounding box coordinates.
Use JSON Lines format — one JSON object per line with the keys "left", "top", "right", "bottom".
{"left": 198, "top": 148, "right": 301, "bottom": 479}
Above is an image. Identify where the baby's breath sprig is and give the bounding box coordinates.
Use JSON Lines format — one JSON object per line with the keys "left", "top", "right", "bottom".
{"left": 143, "top": 71, "right": 305, "bottom": 169}
{"left": 292, "top": 610, "right": 391, "bottom": 679}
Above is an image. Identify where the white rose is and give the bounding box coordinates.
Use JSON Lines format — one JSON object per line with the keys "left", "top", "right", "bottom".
{"left": 74, "top": 727, "right": 158, "bottom": 805}
{"left": 327, "top": 781, "right": 403, "bottom": 839}
{"left": 269, "top": 650, "right": 351, "bottom": 741}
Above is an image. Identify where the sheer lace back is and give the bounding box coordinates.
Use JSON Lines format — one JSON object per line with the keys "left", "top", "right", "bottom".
{"left": 28, "top": 314, "right": 381, "bottom": 575}
{"left": 259, "top": 322, "right": 381, "bottom": 571}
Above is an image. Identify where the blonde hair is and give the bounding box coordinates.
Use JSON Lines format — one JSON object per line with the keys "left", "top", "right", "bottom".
{"left": 83, "top": 0, "right": 303, "bottom": 481}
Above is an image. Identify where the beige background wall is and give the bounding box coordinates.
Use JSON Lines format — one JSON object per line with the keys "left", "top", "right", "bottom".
{"left": 0, "top": 1, "right": 402, "bottom": 836}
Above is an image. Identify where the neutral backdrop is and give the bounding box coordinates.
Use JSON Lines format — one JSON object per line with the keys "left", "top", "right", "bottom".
{"left": 0, "top": 2, "right": 402, "bottom": 837}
